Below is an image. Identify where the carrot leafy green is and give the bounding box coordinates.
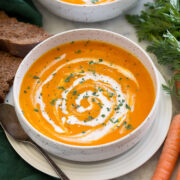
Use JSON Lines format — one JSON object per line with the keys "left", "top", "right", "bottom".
{"left": 126, "top": 0, "right": 180, "bottom": 100}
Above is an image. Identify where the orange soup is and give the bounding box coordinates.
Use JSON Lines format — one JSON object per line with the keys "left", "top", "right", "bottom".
{"left": 60, "top": 0, "right": 114, "bottom": 5}
{"left": 19, "top": 40, "right": 155, "bottom": 146}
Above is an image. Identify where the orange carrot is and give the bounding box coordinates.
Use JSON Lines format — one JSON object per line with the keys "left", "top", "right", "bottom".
{"left": 177, "top": 166, "right": 180, "bottom": 180}
{"left": 151, "top": 114, "right": 180, "bottom": 180}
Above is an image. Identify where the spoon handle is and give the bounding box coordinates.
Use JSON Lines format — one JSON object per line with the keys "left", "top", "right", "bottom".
{"left": 29, "top": 140, "right": 70, "bottom": 180}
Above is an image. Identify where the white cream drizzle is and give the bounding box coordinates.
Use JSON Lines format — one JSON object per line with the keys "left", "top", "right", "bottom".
{"left": 33, "top": 56, "right": 138, "bottom": 143}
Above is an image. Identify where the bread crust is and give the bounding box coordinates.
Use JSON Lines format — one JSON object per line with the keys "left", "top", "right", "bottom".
{"left": 0, "top": 11, "right": 50, "bottom": 57}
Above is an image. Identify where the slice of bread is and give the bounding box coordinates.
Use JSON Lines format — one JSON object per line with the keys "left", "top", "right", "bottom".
{"left": 0, "top": 11, "right": 50, "bottom": 58}
{"left": 0, "top": 51, "right": 22, "bottom": 103}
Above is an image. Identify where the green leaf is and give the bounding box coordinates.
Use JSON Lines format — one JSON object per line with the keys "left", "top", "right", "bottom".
{"left": 0, "top": 0, "right": 42, "bottom": 26}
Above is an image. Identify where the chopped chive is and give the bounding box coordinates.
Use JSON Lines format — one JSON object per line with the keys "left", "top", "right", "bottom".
{"left": 114, "top": 119, "right": 119, "bottom": 124}
{"left": 123, "top": 121, "right": 127, "bottom": 126}
{"left": 125, "top": 124, "right": 134, "bottom": 130}
{"left": 64, "top": 73, "right": 74, "bottom": 82}
{"left": 33, "top": 76, "right": 40, "bottom": 79}
{"left": 92, "top": 98, "right": 96, "bottom": 102}
{"left": 34, "top": 108, "right": 39, "bottom": 112}
{"left": 107, "top": 107, "right": 110, "bottom": 111}
{"left": 88, "top": 61, "right": 95, "bottom": 64}
{"left": 101, "top": 114, "right": 105, "bottom": 118}
{"left": 50, "top": 99, "right": 57, "bottom": 106}
{"left": 79, "top": 70, "right": 85, "bottom": 73}
{"left": 88, "top": 116, "right": 93, "bottom": 120}
{"left": 98, "top": 102, "right": 103, "bottom": 108}
{"left": 73, "top": 89, "right": 77, "bottom": 95}
{"left": 74, "top": 50, "right": 81, "bottom": 54}
{"left": 24, "top": 90, "right": 27, "bottom": 93}
{"left": 99, "top": 59, "right": 103, "bottom": 62}
{"left": 54, "top": 56, "right": 61, "bottom": 60}
{"left": 57, "top": 86, "right": 65, "bottom": 90}
{"left": 125, "top": 104, "right": 131, "bottom": 110}
{"left": 98, "top": 87, "right": 104, "bottom": 92}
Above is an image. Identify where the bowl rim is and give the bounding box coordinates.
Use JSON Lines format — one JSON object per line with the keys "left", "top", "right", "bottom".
{"left": 42, "top": 0, "right": 131, "bottom": 8}
{"left": 13, "top": 28, "right": 160, "bottom": 150}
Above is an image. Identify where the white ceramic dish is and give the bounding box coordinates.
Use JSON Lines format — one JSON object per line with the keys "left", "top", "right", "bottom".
{"left": 36, "top": 0, "right": 139, "bottom": 23}
{"left": 6, "top": 72, "right": 172, "bottom": 179}
{"left": 13, "top": 29, "right": 160, "bottom": 162}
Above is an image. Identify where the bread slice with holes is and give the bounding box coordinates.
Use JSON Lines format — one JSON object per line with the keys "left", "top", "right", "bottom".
{"left": 0, "top": 11, "right": 50, "bottom": 58}
{"left": 0, "top": 51, "right": 22, "bottom": 103}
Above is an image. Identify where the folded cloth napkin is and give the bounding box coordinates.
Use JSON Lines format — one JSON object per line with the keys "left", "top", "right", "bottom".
{"left": 0, "top": 126, "right": 56, "bottom": 179}
{"left": 0, "top": 0, "right": 42, "bottom": 26}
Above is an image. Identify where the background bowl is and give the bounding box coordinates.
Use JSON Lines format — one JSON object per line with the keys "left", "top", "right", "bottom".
{"left": 36, "top": 0, "right": 139, "bottom": 23}
{"left": 13, "top": 29, "right": 160, "bottom": 162}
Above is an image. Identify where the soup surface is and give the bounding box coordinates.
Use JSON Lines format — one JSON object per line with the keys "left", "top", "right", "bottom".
{"left": 60, "top": 0, "right": 114, "bottom": 5}
{"left": 19, "top": 40, "right": 155, "bottom": 146}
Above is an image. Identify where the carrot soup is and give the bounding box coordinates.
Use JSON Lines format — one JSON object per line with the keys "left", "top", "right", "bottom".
{"left": 59, "top": 0, "right": 114, "bottom": 5}
{"left": 19, "top": 40, "right": 155, "bottom": 146}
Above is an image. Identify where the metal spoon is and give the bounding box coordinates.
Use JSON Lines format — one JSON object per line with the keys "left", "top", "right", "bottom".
{"left": 0, "top": 104, "right": 70, "bottom": 180}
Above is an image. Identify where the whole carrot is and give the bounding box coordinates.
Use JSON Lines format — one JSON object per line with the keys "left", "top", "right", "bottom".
{"left": 177, "top": 166, "right": 180, "bottom": 180}
{"left": 151, "top": 114, "right": 180, "bottom": 180}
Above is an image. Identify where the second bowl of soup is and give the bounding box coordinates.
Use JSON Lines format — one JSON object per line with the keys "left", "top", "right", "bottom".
{"left": 14, "top": 29, "right": 160, "bottom": 161}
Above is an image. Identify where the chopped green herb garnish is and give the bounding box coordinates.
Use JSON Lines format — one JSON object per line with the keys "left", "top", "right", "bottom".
{"left": 88, "top": 61, "right": 95, "bottom": 64}
{"left": 64, "top": 73, "right": 74, "bottom": 82}
{"left": 50, "top": 99, "right": 57, "bottom": 106}
{"left": 33, "top": 76, "right": 40, "bottom": 79}
{"left": 101, "top": 114, "right": 105, "bottom": 118}
{"left": 123, "top": 121, "right": 127, "bottom": 126}
{"left": 54, "top": 56, "right": 61, "bottom": 60}
{"left": 125, "top": 124, "right": 134, "bottom": 130}
{"left": 24, "top": 90, "right": 27, "bottom": 93}
{"left": 74, "top": 50, "right": 81, "bottom": 54}
{"left": 57, "top": 86, "right": 65, "bottom": 90}
{"left": 73, "top": 89, "right": 77, "bottom": 95}
{"left": 34, "top": 108, "right": 39, "bottom": 112}
{"left": 125, "top": 104, "right": 131, "bottom": 110}
{"left": 82, "top": 131, "right": 86, "bottom": 134}
{"left": 98, "top": 102, "right": 103, "bottom": 108}
{"left": 79, "top": 70, "right": 85, "bottom": 73}
{"left": 88, "top": 116, "right": 94, "bottom": 120}
{"left": 27, "top": 86, "right": 30, "bottom": 89}
{"left": 110, "top": 118, "right": 114, "bottom": 123}
{"left": 92, "top": 98, "right": 96, "bottom": 102}
{"left": 83, "top": 95, "right": 89, "bottom": 99}
{"left": 76, "top": 105, "right": 81, "bottom": 109}
{"left": 99, "top": 59, "right": 103, "bottom": 62}
{"left": 98, "top": 87, "right": 104, "bottom": 92}
{"left": 71, "top": 41, "right": 74, "bottom": 44}
{"left": 84, "top": 40, "right": 89, "bottom": 46}
{"left": 107, "top": 107, "right": 110, "bottom": 111}
{"left": 114, "top": 119, "right": 119, "bottom": 124}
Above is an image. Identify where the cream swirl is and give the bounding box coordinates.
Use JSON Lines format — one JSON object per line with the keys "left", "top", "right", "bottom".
{"left": 33, "top": 56, "right": 138, "bottom": 143}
